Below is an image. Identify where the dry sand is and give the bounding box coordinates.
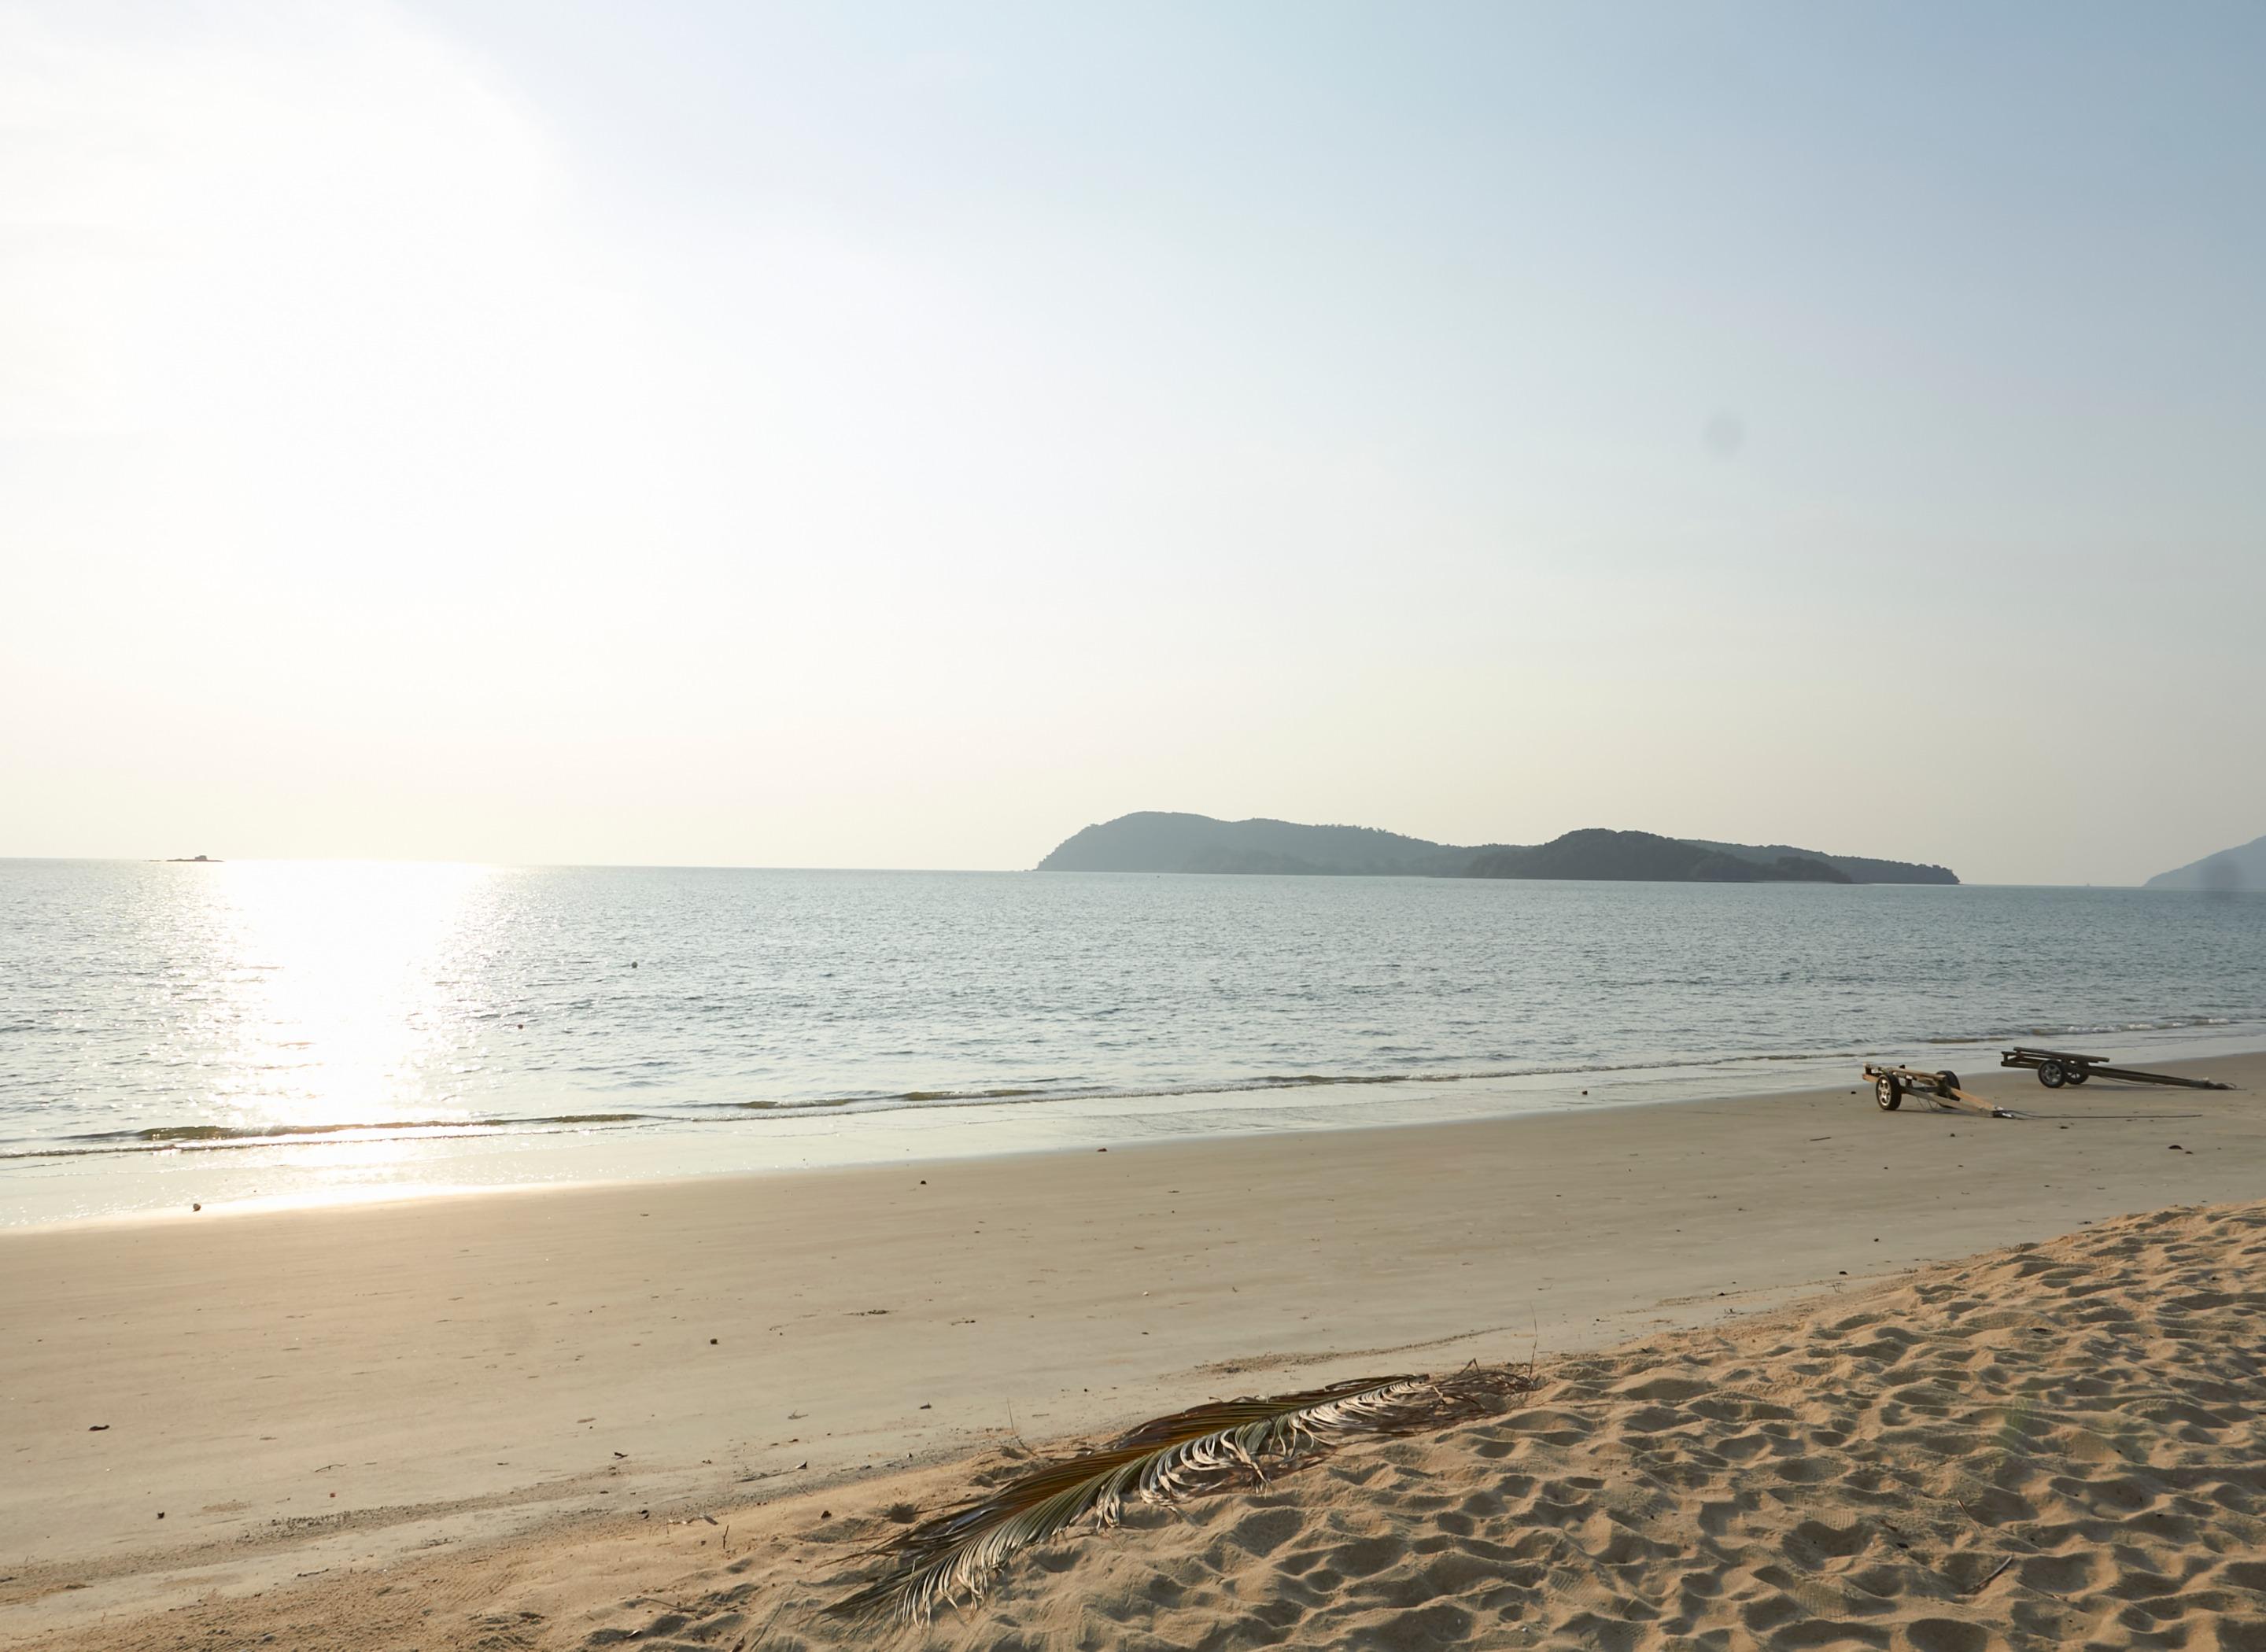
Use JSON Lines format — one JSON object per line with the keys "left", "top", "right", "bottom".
{"left": 3, "top": 1050, "right": 2260, "bottom": 1649}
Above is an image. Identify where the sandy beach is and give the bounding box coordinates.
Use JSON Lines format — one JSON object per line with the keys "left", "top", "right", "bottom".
{"left": 15, "top": 2, "right": 2263, "bottom": 1643}
{"left": 5, "top": 1051, "right": 2261, "bottom": 1649}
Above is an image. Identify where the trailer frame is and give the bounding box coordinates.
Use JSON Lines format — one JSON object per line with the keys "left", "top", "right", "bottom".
{"left": 1863, "top": 1063, "right": 2020, "bottom": 1119}
{"left": 1998, "top": 1046, "right": 2231, "bottom": 1091}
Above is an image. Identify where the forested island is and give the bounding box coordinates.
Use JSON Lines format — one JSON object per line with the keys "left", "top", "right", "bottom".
{"left": 1036, "top": 813, "right": 1958, "bottom": 884}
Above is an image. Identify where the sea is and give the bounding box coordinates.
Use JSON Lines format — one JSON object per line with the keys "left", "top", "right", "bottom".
{"left": 3, "top": 858, "right": 2261, "bottom": 1226}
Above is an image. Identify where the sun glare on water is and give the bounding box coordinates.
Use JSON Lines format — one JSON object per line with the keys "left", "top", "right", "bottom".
{"left": 175, "top": 860, "right": 502, "bottom": 1141}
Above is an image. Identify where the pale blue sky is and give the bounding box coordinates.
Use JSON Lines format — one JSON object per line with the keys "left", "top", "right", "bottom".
{"left": 3, "top": 2, "right": 2260, "bottom": 881}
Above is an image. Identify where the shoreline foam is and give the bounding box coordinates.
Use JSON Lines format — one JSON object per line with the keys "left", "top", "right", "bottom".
{"left": 7, "top": 1034, "right": 2261, "bottom": 1230}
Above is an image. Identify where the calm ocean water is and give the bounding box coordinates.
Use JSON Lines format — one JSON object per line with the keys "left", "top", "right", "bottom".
{"left": 3, "top": 859, "right": 2261, "bottom": 1223}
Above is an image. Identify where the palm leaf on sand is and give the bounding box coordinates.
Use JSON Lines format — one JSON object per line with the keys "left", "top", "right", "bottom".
{"left": 829, "top": 1366, "right": 1533, "bottom": 1624}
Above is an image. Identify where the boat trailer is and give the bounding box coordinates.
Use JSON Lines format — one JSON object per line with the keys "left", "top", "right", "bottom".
{"left": 1999, "top": 1046, "right": 2232, "bottom": 1091}
{"left": 1863, "top": 1064, "right": 2019, "bottom": 1118}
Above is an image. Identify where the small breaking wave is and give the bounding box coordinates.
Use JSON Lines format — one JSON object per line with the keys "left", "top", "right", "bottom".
{"left": 1917, "top": 1013, "right": 2237, "bottom": 1046}
{"left": 701, "top": 1048, "right": 1891, "bottom": 1120}
{"left": 3, "top": 1112, "right": 655, "bottom": 1162}
{"left": 8, "top": 1013, "right": 2260, "bottom": 1166}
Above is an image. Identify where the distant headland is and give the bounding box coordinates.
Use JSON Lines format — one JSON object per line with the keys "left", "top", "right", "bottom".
{"left": 1037, "top": 813, "right": 1958, "bottom": 884}
{"left": 2143, "top": 833, "right": 2264, "bottom": 893}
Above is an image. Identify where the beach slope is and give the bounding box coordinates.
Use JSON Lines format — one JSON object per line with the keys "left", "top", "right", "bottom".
{"left": 12, "top": 1200, "right": 2264, "bottom": 1649}
{"left": 3, "top": 1053, "right": 2260, "bottom": 1647}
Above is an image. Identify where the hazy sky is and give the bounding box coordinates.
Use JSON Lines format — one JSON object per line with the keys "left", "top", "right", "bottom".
{"left": 5, "top": 2, "right": 2261, "bottom": 883}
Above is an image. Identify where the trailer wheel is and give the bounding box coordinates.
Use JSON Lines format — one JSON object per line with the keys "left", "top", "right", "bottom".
{"left": 2065, "top": 1065, "right": 2089, "bottom": 1086}
{"left": 1936, "top": 1071, "right": 1962, "bottom": 1097}
{"left": 2037, "top": 1060, "right": 2067, "bottom": 1089}
{"left": 1876, "top": 1075, "right": 1901, "bottom": 1111}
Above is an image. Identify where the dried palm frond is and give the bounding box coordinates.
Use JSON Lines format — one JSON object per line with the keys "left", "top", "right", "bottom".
{"left": 828, "top": 1365, "right": 1532, "bottom": 1625}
